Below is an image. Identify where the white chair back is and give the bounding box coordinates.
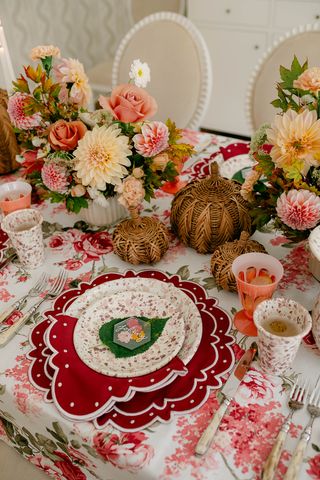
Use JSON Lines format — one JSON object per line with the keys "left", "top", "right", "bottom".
{"left": 247, "top": 23, "right": 320, "bottom": 133}
{"left": 130, "top": 0, "right": 185, "bottom": 24}
{"left": 112, "top": 12, "right": 212, "bottom": 129}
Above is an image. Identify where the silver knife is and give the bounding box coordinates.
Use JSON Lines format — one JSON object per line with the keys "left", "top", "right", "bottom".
{"left": 195, "top": 345, "right": 257, "bottom": 456}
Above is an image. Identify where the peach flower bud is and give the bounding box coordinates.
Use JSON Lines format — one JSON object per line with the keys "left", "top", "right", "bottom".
{"left": 132, "top": 167, "right": 144, "bottom": 178}
{"left": 151, "top": 152, "right": 170, "bottom": 171}
{"left": 71, "top": 184, "right": 86, "bottom": 197}
{"left": 49, "top": 119, "right": 87, "bottom": 151}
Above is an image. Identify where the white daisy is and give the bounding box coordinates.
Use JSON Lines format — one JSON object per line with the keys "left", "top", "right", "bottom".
{"left": 129, "top": 59, "right": 151, "bottom": 88}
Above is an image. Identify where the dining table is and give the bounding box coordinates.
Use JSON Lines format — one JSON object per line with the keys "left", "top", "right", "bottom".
{"left": 0, "top": 129, "right": 319, "bottom": 480}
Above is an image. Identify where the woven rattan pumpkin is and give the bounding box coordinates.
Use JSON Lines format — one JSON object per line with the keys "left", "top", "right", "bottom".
{"left": 211, "top": 231, "right": 267, "bottom": 292}
{"left": 0, "top": 89, "right": 20, "bottom": 175}
{"left": 170, "top": 162, "right": 251, "bottom": 253}
{"left": 113, "top": 207, "right": 169, "bottom": 265}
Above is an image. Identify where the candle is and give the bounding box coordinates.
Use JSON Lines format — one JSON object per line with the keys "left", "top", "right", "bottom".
{"left": 0, "top": 45, "right": 12, "bottom": 93}
{"left": 0, "top": 19, "right": 15, "bottom": 93}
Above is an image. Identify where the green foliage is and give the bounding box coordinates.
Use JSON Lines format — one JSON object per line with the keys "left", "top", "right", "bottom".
{"left": 48, "top": 191, "right": 66, "bottom": 204}
{"left": 271, "top": 56, "right": 313, "bottom": 113}
{"left": 41, "top": 55, "right": 53, "bottom": 77}
{"left": 255, "top": 154, "right": 275, "bottom": 178}
{"left": 66, "top": 196, "right": 88, "bottom": 213}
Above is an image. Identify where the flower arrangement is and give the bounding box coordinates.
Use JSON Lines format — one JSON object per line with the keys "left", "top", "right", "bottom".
{"left": 242, "top": 56, "right": 320, "bottom": 241}
{"left": 8, "top": 48, "right": 194, "bottom": 214}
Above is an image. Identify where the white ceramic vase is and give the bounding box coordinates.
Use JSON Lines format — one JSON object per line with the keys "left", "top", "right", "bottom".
{"left": 78, "top": 197, "right": 127, "bottom": 227}
{"left": 309, "top": 225, "right": 320, "bottom": 281}
{"left": 312, "top": 293, "right": 320, "bottom": 352}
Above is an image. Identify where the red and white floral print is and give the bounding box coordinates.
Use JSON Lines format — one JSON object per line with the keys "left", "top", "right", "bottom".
{"left": 93, "top": 431, "right": 154, "bottom": 473}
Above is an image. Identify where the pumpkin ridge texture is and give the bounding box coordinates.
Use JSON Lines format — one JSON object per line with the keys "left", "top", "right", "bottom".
{"left": 170, "top": 162, "right": 252, "bottom": 254}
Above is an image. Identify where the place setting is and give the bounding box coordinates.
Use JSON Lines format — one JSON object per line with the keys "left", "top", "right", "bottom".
{"left": 27, "top": 270, "right": 235, "bottom": 430}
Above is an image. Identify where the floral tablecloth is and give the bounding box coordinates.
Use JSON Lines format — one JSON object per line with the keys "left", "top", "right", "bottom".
{"left": 0, "top": 131, "right": 320, "bottom": 480}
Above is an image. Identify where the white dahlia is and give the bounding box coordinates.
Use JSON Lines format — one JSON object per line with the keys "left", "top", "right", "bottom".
{"left": 73, "top": 125, "right": 131, "bottom": 190}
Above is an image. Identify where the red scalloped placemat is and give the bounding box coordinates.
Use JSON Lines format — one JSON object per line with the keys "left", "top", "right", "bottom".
{"left": 189, "top": 141, "right": 250, "bottom": 180}
{"left": 0, "top": 228, "right": 8, "bottom": 251}
{"left": 28, "top": 270, "right": 235, "bottom": 430}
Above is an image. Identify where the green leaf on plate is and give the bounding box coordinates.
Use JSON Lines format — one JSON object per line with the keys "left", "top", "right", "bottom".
{"left": 99, "top": 316, "right": 170, "bottom": 358}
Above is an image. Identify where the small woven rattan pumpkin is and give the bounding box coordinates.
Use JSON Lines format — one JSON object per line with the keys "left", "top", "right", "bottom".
{"left": 113, "top": 207, "right": 169, "bottom": 265}
{"left": 170, "top": 162, "right": 251, "bottom": 253}
{"left": 0, "top": 89, "right": 20, "bottom": 175}
{"left": 211, "top": 231, "right": 267, "bottom": 292}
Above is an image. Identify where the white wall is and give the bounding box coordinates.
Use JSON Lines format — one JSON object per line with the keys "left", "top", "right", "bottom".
{"left": 0, "top": 0, "right": 132, "bottom": 90}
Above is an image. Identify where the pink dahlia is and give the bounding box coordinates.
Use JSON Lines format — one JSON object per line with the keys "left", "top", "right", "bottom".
{"left": 7, "top": 92, "right": 42, "bottom": 130}
{"left": 133, "top": 121, "right": 169, "bottom": 157}
{"left": 41, "top": 161, "right": 69, "bottom": 194}
{"left": 276, "top": 189, "right": 320, "bottom": 230}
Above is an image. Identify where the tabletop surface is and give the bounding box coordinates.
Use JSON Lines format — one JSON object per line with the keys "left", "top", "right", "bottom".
{"left": 0, "top": 131, "right": 319, "bottom": 480}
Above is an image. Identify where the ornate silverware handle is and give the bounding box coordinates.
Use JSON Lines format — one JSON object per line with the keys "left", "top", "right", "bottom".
{"left": 262, "top": 414, "right": 292, "bottom": 480}
{"left": 195, "top": 397, "right": 230, "bottom": 456}
{"left": 0, "top": 296, "right": 47, "bottom": 347}
{"left": 283, "top": 422, "right": 314, "bottom": 480}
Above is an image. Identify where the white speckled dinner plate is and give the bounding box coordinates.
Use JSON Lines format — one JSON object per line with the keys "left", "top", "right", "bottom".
{"left": 66, "top": 277, "right": 202, "bottom": 365}
{"left": 216, "top": 154, "right": 255, "bottom": 179}
{"left": 73, "top": 291, "right": 185, "bottom": 378}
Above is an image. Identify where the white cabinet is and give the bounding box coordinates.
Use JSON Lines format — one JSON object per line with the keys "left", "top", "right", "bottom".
{"left": 188, "top": 0, "right": 320, "bottom": 136}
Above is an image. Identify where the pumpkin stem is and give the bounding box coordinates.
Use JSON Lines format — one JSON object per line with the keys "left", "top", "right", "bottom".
{"left": 210, "top": 161, "right": 220, "bottom": 179}
{"left": 129, "top": 207, "right": 142, "bottom": 225}
{"left": 237, "top": 231, "right": 250, "bottom": 251}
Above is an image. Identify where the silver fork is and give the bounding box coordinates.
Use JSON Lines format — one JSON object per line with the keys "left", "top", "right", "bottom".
{"left": 0, "top": 272, "right": 49, "bottom": 325}
{"left": 284, "top": 380, "right": 320, "bottom": 480}
{"left": 262, "top": 379, "right": 309, "bottom": 480}
{"left": 0, "top": 270, "right": 67, "bottom": 347}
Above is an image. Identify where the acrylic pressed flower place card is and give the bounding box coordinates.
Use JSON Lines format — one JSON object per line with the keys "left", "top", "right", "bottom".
{"left": 73, "top": 291, "right": 185, "bottom": 377}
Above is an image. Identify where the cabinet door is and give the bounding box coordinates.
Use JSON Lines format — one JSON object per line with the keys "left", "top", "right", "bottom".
{"left": 198, "top": 26, "right": 267, "bottom": 136}
{"left": 274, "top": 1, "right": 320, "bottom": 29}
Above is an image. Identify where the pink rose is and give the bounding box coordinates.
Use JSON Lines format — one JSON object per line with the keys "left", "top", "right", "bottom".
{"left": 53, "top": 451, "right": 86, "bottom": 480}
{"left": 239, "top": 368, "right": 276, "bottom": 402}
{"left": 99, "top": 83, "right": 157, "bottom": 123}
{"left": 93, "top": 432, "right": 154, "bottom": 473}
{"left": 49, "top": 119, "right": 87, "bottom": 151}
{"left": 64, "top": 259, "right": 83, "bottom": 271}
{"left": 74, "top": 231, "right": 113, "bottom": 262}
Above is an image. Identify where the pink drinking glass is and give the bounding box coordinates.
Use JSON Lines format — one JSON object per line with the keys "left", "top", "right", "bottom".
{"left": 0, "top": 181, "right": 32, "bottom": 216}
{"left": 231, "top": 252, "right": 284, "bottom": 336}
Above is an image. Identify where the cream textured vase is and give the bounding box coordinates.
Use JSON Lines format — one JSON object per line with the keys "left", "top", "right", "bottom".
{"left": 312, "top": 293, "right": 320, "bottom": 352}
{"left": 78, "top": 197, "right": 127, "bottom": 227}
{"left": 309, "top": 225, "right": 320, "bottom": 281}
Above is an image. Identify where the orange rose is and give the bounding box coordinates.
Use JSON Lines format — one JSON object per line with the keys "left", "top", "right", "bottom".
{"left": 99, "top": 84, "right": 157, "bottom": 123}
{"left": 49, "top": 119, "right": 87, "bottom": 151}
